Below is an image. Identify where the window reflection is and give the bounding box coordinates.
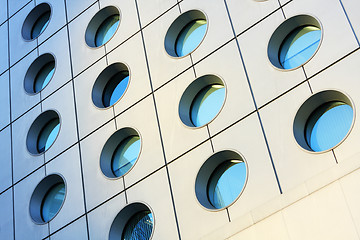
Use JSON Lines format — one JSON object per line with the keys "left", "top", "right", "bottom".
{"left": 34, "top": 61, "right": 55, "bottom": 93}
{"left": 41, "top": 183, "right": 65, "bottom": 222}
{"left": 31, "top": 11, "right": 51, "bottom": 39}
{"left": 95, "top": 14, "right": 120, "bottom": 47}
{"left": 122, "top": 211, "right": 153, "bottom": 240}
{"left": 102, "top": 71, "right": 129, "bottom": 107}
{"left": 37, "top": 118, "right": 60, "bottom": 153}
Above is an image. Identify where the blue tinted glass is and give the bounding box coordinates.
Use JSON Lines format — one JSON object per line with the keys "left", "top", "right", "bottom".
{"left": 103, "top": 71, "right": 129, "bottom": 107}
{"left": 208, "top": 160, "right": 246, "bottom": 209}
{"left": 306, "top": 102, "right": 353, "bottom": 152}
{"left": 31, "top": 11, "right": 51, "bottom": 39}
{"left": 95, "top": 14, "right": 120, "bottom": 47}
{"left": 41, "top": 183, "right": 65, "bottom": 222}
{"left": 37, "top": 118, "right": 60, "bottom": 153}
{"left": 34, "top": 61, "right": 55, "bottom": 93}
{"left": 191, "top": 84, "right": 225, "bottom": 127}
{"left": 122, "top": 211, "right": 153, "bottom": 240}
{"left": 280, "top": 26, "right": 321, "bottom": 69}
{"left": 112, "top": 136, "right": 141, "bottom": 177}
{"left": 176, "top": 19, "right": 207, "bottom": 57}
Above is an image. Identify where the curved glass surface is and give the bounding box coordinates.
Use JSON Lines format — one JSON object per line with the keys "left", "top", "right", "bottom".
{"left": 37, "top": 118, "right": 60, "bottom": 153}
{"left": 34, "top": 61, "right": 55, "bottom": 93}
{"left": 31, "top": 11, "right": 51, "bottom": 39}
{"left": 103, "top": 71, "right": 129, "bottom": 107}
{"left": 41, "top": 183, "right": 65, "bottom": 222}
{"left": 305, "top": 101, "right": 353, "bottom": 152}
{"left": 111, "top": 136, "right": 141, "bottom": 177}
{"left": 279, "top": 25, "right": 321, "bottom": 69}
{"left": 207, "top": 160, "right": 246, "bottom": 209}
{"left": 175, "top": 19, "right": 207, "bottom": 57}
{"left": 122, "top": 211, "right": 153, "bottom": 240}
{"left": 190, "top": 84, "right": 225, "bottom": 127}
{"left": 95, "top": 14, "right": 120, "bottom": 47}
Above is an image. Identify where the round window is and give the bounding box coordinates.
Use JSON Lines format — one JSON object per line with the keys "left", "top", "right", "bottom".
{"left": 85, "top": 6, "right": 120, "bottom": 48}
{"left": 293, "top": 90, "right": 354, "bottom": 152}
{"left": 268, "top": 15, "right": 322, "bottom": 70}
{"left": 165, "top": 10, "right": 207, "bottom": 57}
{"left": 29, "top": 174, "right": 66, "bottom": 224}
{"left": 22, "top": 3, "right": 51, "bottom": 40}
{"left": 179, "top": 75, "right": 225, "bottom": 128}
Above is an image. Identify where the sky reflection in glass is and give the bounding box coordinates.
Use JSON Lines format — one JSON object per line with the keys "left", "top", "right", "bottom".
{"left": 102, "top": 72, "right": 129, "bottom": 107}
{"left": 31, "top": 11, "right": 50, "bottom": 39}
{"left": 111, "top": 136, "right": 140, "bottom": 177}
{"left": 41, "top": 183, "right": 65, "bottom": 222}
{"left": 95, "top": 14, "right": 119, "bottom": 47}
{"left": 34, "top": 61, "right": 55, "bottom": 93}
{"left": 176, "top": 19, "right": 207, "bottom": 57}
{"left": 37, "top": 118, "right": 60, "bottom": 153}
{"left": 122, "top": 211, "right": 153, "bottom": 240}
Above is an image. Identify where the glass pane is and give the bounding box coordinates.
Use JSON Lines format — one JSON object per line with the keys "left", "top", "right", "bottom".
{"left": 122, "top": 211, "right": 153, "bottom": 240}
{"left": 176, "top": 19, "right": 207, "bottom": 57}
{"left": 306, "top": 101, "right": 353, "bottom": 152}
{"left": 208, "top": 160, "right": 246, "bottom": 209}
{"left": 112, "top": 136, "right": 141, "bottom": 177}
{"left": 41, "top": 183, "right": 65, "bottom": 222}
{"left": 103, "top": 71, "right": 129, "bottom": 107}
{"left": 37, "top": 118, "right": 60, "bottom": 153}
{"left": 279, "top": 25, "right": 321, "bottom": 69}
{"left": 95, "top": 14, "right": 120, "bottom": 47}
{"left": 31, "top": 11, "right": 51, "bottom": 39}
{"left": 190, "top": 84, "right": 225, "bottom": 127}
{"left": 34, "top": 61, "right": 55, "bottom": 93}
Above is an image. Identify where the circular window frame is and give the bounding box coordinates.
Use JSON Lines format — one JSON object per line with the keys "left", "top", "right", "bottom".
{"left": 178, "top": 74, "right": 227, "bottom": 129}
{"left": 85, "top": 6, "right": 121, "bottom": 48}
{"left": 22, "top": 3, "right": 52, "bottom": 41}
{"left": 164, "top": 9, "right": 209, "bottom": 59}
{"left": 99, "top": 127, "right": 142, "bottom": 179}
{"left": 267, "top": 14, "right": 323, "bottom": 71}
{"left": 24, "top": 53, "right": 57, "bottom": 95}
{"left": 108, "top": 202, "right": 155, "bottom": 240}
{"left": 92, "top": 62, "right": 131, "bottom": 109}
{"left": 29, "top": 173, "right": 67, "bottom": 224}
{"left": 293, "top": 89, "right": 355, "bottom": 153}
{"left": 26, "top": 109, "right": 62, "bottom": 156}
{"left": 195, "top": 149, "right": 249, "bottom": 211}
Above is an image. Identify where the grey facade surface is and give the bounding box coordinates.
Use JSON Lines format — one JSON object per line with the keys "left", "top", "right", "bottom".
{"left": 1, "top": 0, "right": 360, "bottom": 239}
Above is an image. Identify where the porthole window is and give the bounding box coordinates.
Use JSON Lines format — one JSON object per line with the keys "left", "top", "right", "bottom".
{"left": 29, "top": 174, "right": 66, "bottom": 224}
{"left": 27, "top": 110, "right": 61, "bottom": 155}
{"left": 109, "top": 203, "right": 154, "bottom": 240}
{"left": 268, "top": 15, "right": 322, "bottom": 70}
{"left": 100, "top": 128, "right": 141, "bottom": 179}
{"left": 92, "top": 63, "right": 130, "bottom": 108}
{"left": 24, "top": 53, "right": 55, "bottom": 94}
{"left": 85, "top": 6, "right": 120, "bottom": 48}
{"left": 293, "top": 90, "right": 354, "bottom": 152}
{"left": 179, "top": 74, "right": 225, "bottom": 128}
{"left": 195, "top": 150, "right": 247, "bottom": 210}
{"left": 22, "top": 3, "right": 51, "bottom": 40}
{"left": 165, "top": 10, "right": 208, "bottom": 57}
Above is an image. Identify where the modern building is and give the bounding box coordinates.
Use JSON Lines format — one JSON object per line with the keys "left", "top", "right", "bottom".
{"left": 1, "top": 0, "right": 360, "bottom": 239}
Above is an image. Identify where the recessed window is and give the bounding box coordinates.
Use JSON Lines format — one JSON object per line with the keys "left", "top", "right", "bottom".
{"left": 22, "top": 3, "right": 51, "bottom": 40}
{"left": 179, "top": 75, "right": 225, "bottom": 128}
{"left": 85, "top": 6, "right": 120, "bottom": 48}
{"left": 92, "top": 63, "right": 130, "bottom": 108}
{"left": 195, "top": 150, "right": 247, "bottom": 210}
{"left": 165, "top": 10, "right": 207, "bottom": 57}
{"left": 29, "top": 174, "right": 66, "bottom": 224}
{"left": 109, "top": 203, "right": 154, "bottom": 240}
{"left": 268, "top": 15, "right": 322, "bottom": 70}
{"left": 100, "top": 128, "right": 141, "bottom": 179}
{"left": 27, "top": 110, "right": 61, "bottom": 155}
{"left": 293, "top": 90, "right": 354, "bottom": 152}
{"left": 24, "top": 53, "right": 56, "bottom": 94}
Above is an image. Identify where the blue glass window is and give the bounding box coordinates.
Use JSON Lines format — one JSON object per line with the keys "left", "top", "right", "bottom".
{"left": 31, "top": 11, "right": 51, "bottom": 39}
{"left": 175, "top": 19, "right": 207, "bottom": 57}
{"left": 305, "top": 101, "right": 353, "bottom": 152}
{"left": 207, "top": 160, "right": 246, "bottom": 209}
{"left": 95, "top": 14, "right": 120, "bottom": 47}
{"left": 122, "top": 211, "right": 153, "bottom": 240}
{"left": 41, "top": 183, "right": 65, "bottom": 222}
{"left": 34, "top": 61, "right": 55, "bottom": 93}
{"left": 190, "top": 84, "right": 225, "bottom": 127}
{"left": 37, "top": 118, "right": 60, "bottom": 153}
{"left": 279, "top": 25, "right": 321, "bottom": 69}
{"left": 102, "top": 71, "right": 129, "bottom": 107}
{"left": 111, "top": 136, "right": 141, "bottom": 177}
